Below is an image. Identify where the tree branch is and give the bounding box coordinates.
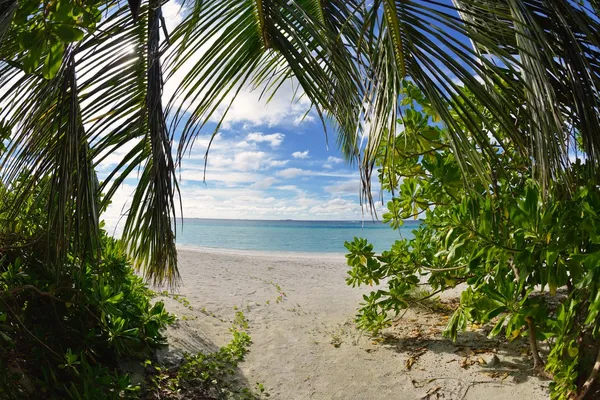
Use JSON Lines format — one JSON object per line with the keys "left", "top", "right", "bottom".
{"left": 576, "top": 346, "right": 600, "bottom": 400}
{"left": 0, "top": 285, "right": 66, "bottom": 302}
{"left": 526, "top": 316, "right": 543, "bottom": 369}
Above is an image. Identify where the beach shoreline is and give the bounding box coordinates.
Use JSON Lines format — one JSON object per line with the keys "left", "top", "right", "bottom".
{"left": 176, "top": 244, "right": 347, "bottom": 260}
{"left": 156, "top": 247, "right": 549, "bottom": 399}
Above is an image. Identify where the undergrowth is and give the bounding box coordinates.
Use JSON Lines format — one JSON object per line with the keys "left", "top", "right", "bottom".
{"left": 145, "top": 310, "right": 269, "bottom": 399}
{"left": 0, "top": 233, "right": 175, "bottom": 399}
{"left": 0, "top": 175, "right": 264, "bottom": 399}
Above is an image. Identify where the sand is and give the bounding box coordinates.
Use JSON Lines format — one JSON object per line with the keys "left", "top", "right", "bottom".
{"left": 155, "top": 247, "right": 550, "bottom": 399}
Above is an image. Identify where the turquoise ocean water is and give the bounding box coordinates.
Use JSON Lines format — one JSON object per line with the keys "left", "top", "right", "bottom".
{"left": 176, "top": 219, "right": 418, "bottom": 253}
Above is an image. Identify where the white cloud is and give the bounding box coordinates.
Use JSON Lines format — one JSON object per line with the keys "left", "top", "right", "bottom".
{"left": 308, "top": 198, "right": 362, "bottom": 217}
{"left": 267, "top": 159, "right": 289, "bottom": 168}
{"left": 162, "top": 1, "right": 185, "bottom": 34}
{"left": 165, "top": 72, "right": 315, "bottom": 129}
{"left": 292, "top": 150, "right": 310, "bottom": 159}
{"left": 250, "top": 177, "right": 277, "bottom": 189}
{"left": 216, "top": 81, "right": 314, "bottom": 128}
{"left": 246, "top": 132, "right": 285, "bottom": 148}
{"left": 275, "top": 185, "right": 301, "bottom": 192}
{"left": 102, "top": 180, "right": 383, "bottom": 235}
{"left": 235, "top": 141, "right": 252, "bottom": 149}
{"left": 276, "top": 168, "right": 354, "bottom": 179}
{"left": 233, "top": 151, "right": 266, "bottom": 171}
{"left": 325, "top": 180, "right": 360, "bottom": 195}
{"left": 276, "top": 168, "right": 305, "bottom": 179}
{"left": 180, "top": 169, "right": 263, "bottom": 184}
{"left": 323, "top": 156, "right": 344, "bottom": 169}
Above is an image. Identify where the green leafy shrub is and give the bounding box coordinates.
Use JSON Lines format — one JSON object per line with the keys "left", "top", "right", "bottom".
{"left": 0, "top": 180, "right": 174, "bottom": 399}
{"left": 346, "top": 82, "right": 600, "bottom": 399}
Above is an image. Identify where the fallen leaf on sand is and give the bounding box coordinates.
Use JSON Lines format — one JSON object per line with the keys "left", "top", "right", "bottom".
{"left": 406, "top": 348, "right": 428, "bottom": 370}
{"left": 473, "top": 348, "right": 494, "bottom": 354}
{"left": 481, "top": 371, "right": 511, "bottom": 381}
{"left": 460, "top": 355, "right": 487, "bottom": 369}
{"left": 460, "top": 357, "right": 470, "bottom": 369}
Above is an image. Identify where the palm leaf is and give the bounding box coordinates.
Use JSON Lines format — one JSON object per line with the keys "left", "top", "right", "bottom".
{"left": 120, "top": 0, "right": 179, "bottom": 285}
{"left": 165, "top": 0, "right": 363, "bottom": 166}
{"left": 0, "top": 48, "right": 101, "bottom": 270}
{"left": 0, "top": 1, "right": 180, "bottom": 285}
{"left": 79, "top": 1, "right": 180, "bottom": 285}
{"left": 355, "top": 0, "right": 600, "bottom": 203}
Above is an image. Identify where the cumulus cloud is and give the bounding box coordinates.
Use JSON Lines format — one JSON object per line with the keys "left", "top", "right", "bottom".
{"left": 162, "top": 1, "right": 185, "bottom": 33}
{"left": 165, "top": 75, "right": 315, "bottom": 129}
{"left": 233, "top": 151, "right": 266, "bottom": 171}
{"left": 292, "top": 150, "right": 310, "bottom": 159}
{"left": 180, "top": 169, "right": 264, "bottom": 184}
{"left": 101, "top": 179, "right": 385, "bottom": 235}
{"left": 267, "top": 159, "right": 289, "bottom": 168}
{"left": 276, "top": 168, "right": 354, "bottom": 179}
{"left": 277, "top": 168, "right": 305, "bottom": 179}
{"left": 246, "top": 132, "right": 285, "bottom": 148}
{"left": 103, "top": 183, "right": 365, "bottom": 228}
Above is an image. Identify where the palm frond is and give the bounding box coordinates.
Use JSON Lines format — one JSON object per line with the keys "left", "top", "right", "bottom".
{"left": 120, "top": 0, "right": 179, "bottom": 286}
{"left": 0, "top": 1, "right": 179, "bottom": 285}
{"left": 356, "top": 0, "right": 600, "bottom": 201}
{"left": 165, "top": 0, "right": 363, "bottom": 166}
{"left": 78, "top": 1, "right": 180, "bottom": 285}
{"left": 0, "top": 48, "right": 101, "bottom": 270}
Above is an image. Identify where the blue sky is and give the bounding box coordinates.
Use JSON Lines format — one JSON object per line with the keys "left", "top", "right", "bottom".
{"left": 101, "top": 95, "right": 378, "bottom": 223}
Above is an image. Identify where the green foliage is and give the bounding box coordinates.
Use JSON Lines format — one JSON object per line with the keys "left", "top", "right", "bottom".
{"left": 0, "top": 164, "right": 260, "bottom": 398}
{"left": 4, "top": 0, "right": 600, "bottom": 287}
{"left": 0, "top": 182, "right": 174, "bottom": 399}
{"left": 8, "top": 0, "right": 102, "bottom": 77}
{"left": 345, "top": 82, "right": 600, "bottom": 399}
{"left": 147, "top": 311, "right": 268, "bottom": 399}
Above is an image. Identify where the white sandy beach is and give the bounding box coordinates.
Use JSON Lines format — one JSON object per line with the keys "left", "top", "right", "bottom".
{"left": 156, "top": 247, "right": 550, "bottom": 399}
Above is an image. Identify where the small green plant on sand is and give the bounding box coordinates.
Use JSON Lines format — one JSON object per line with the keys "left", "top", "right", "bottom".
{"left": 147, "top": 311, "right": 268, "bottom": 399}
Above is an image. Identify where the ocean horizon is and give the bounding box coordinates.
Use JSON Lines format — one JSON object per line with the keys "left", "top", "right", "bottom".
{"left": 174, "top": 218, "right": 419, "bottom": 253}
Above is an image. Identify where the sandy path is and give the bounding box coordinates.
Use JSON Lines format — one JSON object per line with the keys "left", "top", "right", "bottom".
{"left": 157, "top": 247, "right": 549, "bottom": 399}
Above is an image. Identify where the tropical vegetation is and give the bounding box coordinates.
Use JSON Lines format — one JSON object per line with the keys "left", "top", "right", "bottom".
{"left": 345, "top": 83, "right": 600, "bottom": 399}
{"left": 1, "top": 0, "right": 600, "bottom": 398}
{"left": 0, "top": 168, "right": 261, "bottom": 398}
{"left": 1, "top": 0, "right": 599, "bottom": 282}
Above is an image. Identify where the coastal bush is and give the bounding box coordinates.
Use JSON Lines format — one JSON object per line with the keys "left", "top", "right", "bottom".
{"left": 0, "top": 235, "right": 175, "bottom": 398}
{"left": 0, "top": 173, "right": 175, "bottom": 398}
{"left": 345, "top": 82, "right": 600, "bottom": 399}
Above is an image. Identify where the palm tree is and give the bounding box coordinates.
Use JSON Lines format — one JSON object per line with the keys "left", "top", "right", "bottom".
{"left": 0, "top": 0, "right": 599, "bottom": 285}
